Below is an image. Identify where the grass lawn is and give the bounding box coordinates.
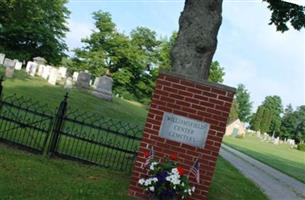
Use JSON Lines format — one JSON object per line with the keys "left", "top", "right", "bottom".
{"left": 224, "top": 135, "right": 305, "bottom": 183}
{"left": 0, "top": 70, "right": 267, "bottom": 199}
{"left": 1, "top": 70, "right": 147, "bottom": 125}
{"left": 0, "top": 144, "right": 267, "bottom": 200}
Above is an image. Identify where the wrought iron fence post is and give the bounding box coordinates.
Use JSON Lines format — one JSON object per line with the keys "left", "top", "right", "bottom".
{"left": 0, "top": 76, "right": 4, "bottom": 111}
{"left": 47, "top": 92, "right": 69, "bottom": 156}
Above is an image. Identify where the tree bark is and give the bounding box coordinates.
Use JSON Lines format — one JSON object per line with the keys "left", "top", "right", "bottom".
{"left": 170, "top": 0, "right": 223, "bottom": 81}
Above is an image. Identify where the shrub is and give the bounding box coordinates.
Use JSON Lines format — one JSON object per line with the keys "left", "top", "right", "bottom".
{"left": 297, "top": 144, "right": 305, "bottom": 152}
{"left": 235, "top": 134, "right": 245, "bottom": 139}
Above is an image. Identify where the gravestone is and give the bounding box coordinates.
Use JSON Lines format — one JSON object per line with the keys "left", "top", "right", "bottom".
{"left": 48, "top": 67, "right": 58, "bottom": 85}
{"left": 14, "top": 60, "right": 22, "bottom": 70}
{"left": 64, "top": 77, "right": 73, "bottom": 90}
{"left": 26, "top": 61, "right": 34, "bottom": 73}
{"left": 93, "top": 77, "right": 100, "bottom": 89}
{"left": 92, "top": 75, "right": 113, "bottom": 101}
{"left": 0, "top": 53, "right": 5, "bottom": 65}
{"left": 33, "top": 57, "right": 47, "bottom": 65}
{"left": 37, "top": 65, "right": 46, "bottom": 76}
{"left": 3, "top": 58, "right": 16, "bottom": 68}
{"left": 58, "top": 67, "right": 67, "bottom": 79}
{"left": 72, "top": 72, "right": 79, "bottom": 82}
{"left": 42, "top": 65, "right": 52, "bottom": 80}
{"left": 76, "top": 72, "right": 91, "bottom": 89}
{"left": 5, "top": 66, "right": 14, "bottom": 78}
{"left": 29, "top": 63, "right": 38, "bottom": 77}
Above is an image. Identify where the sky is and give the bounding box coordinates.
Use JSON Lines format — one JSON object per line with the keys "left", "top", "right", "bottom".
{"left": 65, "top": 0, "right": 305, "bottom": 111}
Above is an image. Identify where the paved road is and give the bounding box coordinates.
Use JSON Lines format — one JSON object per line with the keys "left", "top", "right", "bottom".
{"left": 220, "top": 144, "right": 305, "bottom": 200}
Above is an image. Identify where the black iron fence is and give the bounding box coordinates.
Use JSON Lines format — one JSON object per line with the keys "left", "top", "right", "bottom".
{"left": 0, "top": 78, "right": 142, "bottom": 172}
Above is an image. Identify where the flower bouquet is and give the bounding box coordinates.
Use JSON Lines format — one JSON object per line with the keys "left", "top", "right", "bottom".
{"left": 138, "top": 157, "right": 195, "bottom": 200}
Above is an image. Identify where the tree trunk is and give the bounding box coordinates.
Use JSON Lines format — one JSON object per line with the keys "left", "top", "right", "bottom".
{"left": 170, "top": 0, "right": 223, "bottom": 81}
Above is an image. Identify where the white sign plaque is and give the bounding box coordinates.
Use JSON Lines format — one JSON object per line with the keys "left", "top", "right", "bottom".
{"left": 159, "top": 112, "right": 210, "bottom": 148}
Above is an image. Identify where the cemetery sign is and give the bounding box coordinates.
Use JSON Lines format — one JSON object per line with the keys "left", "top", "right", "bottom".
{"left": 159, "top": 112, "right": 210, "bottom": 148}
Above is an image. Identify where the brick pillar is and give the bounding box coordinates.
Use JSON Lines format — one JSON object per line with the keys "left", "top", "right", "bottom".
{"left": 128, "top": 72, "right": 235, "bottom": 200}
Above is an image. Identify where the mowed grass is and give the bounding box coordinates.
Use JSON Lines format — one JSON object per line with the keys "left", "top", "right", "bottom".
{"left": 224, "top": 135, "right": 305, "bottom": 183}
{"left": 0, "top": 144, "right": 267, "bottom": 200}
{"left": 1, "top": 70, "right": 147, "bottom": 125}
{"left": 0, "top": 70, "right": 267, "bottom": 199}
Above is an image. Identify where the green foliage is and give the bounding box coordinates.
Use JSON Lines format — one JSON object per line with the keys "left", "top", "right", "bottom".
{"left": 297, "top": 144, "right": 305, "bottom": 152}
{"left": 228, "top": 99, "right": 239, "bottom": 124}
{"left": 264, "top": 0, "right": 305, "bottom": 32}
{"left": 158, "top": 32, "right": 177, "bottom": 70}
{"left": 260, "top": 108, "right": 272, "bottom": 133}
{"left": 0, "top": 0, "right": 70, "bottom": 64}
{"left": 208, "top": 61, "right": 225, "bottom": 83}
{"left": 251, "top": 96, "right": 283, "bottom": 134}
{"left": 72, "top": 11, "right": 160, "bottom": 102}
{"left": 235, "top": 84, "right": 252, "bottom": 122}
{"left": 251, "top": 106, "right": 264, "bottom": 131}
{"left": 280, "top": 104, "right": 297, "bottom": 138}
{"left": 262, "top": 96, "right": 283, "bottom": 134}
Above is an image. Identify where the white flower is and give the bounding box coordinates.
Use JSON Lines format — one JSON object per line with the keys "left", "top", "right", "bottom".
{"left": 149, "top": 186, "right": 155, "bottom": 192}
{"left": 138, "top": 178, "right": 145, "bottom": 185}
{"left": 192, "top": 186, "right": 195, "bottom": 192}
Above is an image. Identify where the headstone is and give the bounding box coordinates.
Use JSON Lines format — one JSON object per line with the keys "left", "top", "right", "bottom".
{"left": 26, "top": 61, "right": 34, "bottom": 73}
{"left": 5, "top": 66, "right": 14, "bottom": 78}
{"left": 58, "top": 67, "right": 68, "bottom": 79}
{"left": 0, "top": 53, "right": 5, "bottom": 65}
{"left": 42, "top": 65, "right": 51, "bottom": 80}
{"left": 14, "top": 60, "right": 22, "bottom": 70}
{"left": 33, "top": 57, "right": 47, "bottom": 65}
{"left": 72, "top": 72, "right": 79, "bottom": 82}
{"left": 48, "top": 67, "right": 58, "bottom": 85}
{"left": 76, "top": 72, "right": 91, "bottom": 89}
{"left": 3, "top": 58, "right": 16, "bottom": 68}
{"left": 273, "top": 137, "right": 279, "bottom": 145}
{"left": 37, "top": 65, "right": 46, "bottom": 76}
{"left": 64, "top": 77, "right": 73, "bottom": 90}
{"left": 93, "top": 77, "right": 101, "bottom": 89}
{"left": 29, "top": 63, "right": 38, "bottom": 77}
{"left": 92, "top": 75, "right": 113, "bottom": 100}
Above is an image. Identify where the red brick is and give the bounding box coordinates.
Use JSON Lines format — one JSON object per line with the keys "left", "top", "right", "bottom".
{"left": 186, "top": 97, "right": 200, "bottom": 105}
{"left": 165, "top": 75, "right": 180, "bottom": 83}
{"left": 202, "top": 91, "right": 217, "bottom": 98}
{"left": 211, "top": 88, "right": 227, "bottom": 96}
{"left": 175, "top": 99, "right": 191, "bottom": 107}
{"left": 180, "top": 79, "right": 195, "bottom": 87}
{"left": 163, "top": 86, "right": 178, "bottom": 94}
{"left": 172, "top": 83, "right": 187, "bottom": 90}
{"left": 218, "top": 95, "right": 233, "bottom": 102}
{"left": 157, "top": 79, "right": 172, "bottom": 87}
{"left": 208, "top": 98, "right": 224, "bottom": 106}
{"left": 129, "top": 74, "right": 234, "bottom": 200}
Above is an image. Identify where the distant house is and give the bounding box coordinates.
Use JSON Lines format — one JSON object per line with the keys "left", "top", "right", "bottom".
{"left": 225, "top": 119, "right": 246, "bottom": 137}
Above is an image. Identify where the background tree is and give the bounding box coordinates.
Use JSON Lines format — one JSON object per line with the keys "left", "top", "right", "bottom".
{"left": 208, "top": 61, "right": 225, "bottom": 83}
{"left": 262, "top": 96, "right": 283, "bottom": 135}
{"left": 263, "top": 0, "right": 305, "bottom": 32}
{"left": 251, "top": 106, "right": 265, "bottom": 132}
{"left": 0, "top": 0, "right": 70, "bottom": 64}
{"left": 73, "top": 11, "right": 160, "bottom": 103}
{"left": 158, "top": 32, "right": 225, "bottom": 83}
{"left": 260, "top": 108, "right": 272, "bottom": 133}
{"left": 235, "top": 84, "right": 252, "bottom": 122}
{"left": 280, "top": 104, "right": 297, "bottom": 138}
{"left": 170, "top": 0, "right": 305, "bottom": 81}
{"left": 228, "top": 99, "right": 239, "bottom": 124}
